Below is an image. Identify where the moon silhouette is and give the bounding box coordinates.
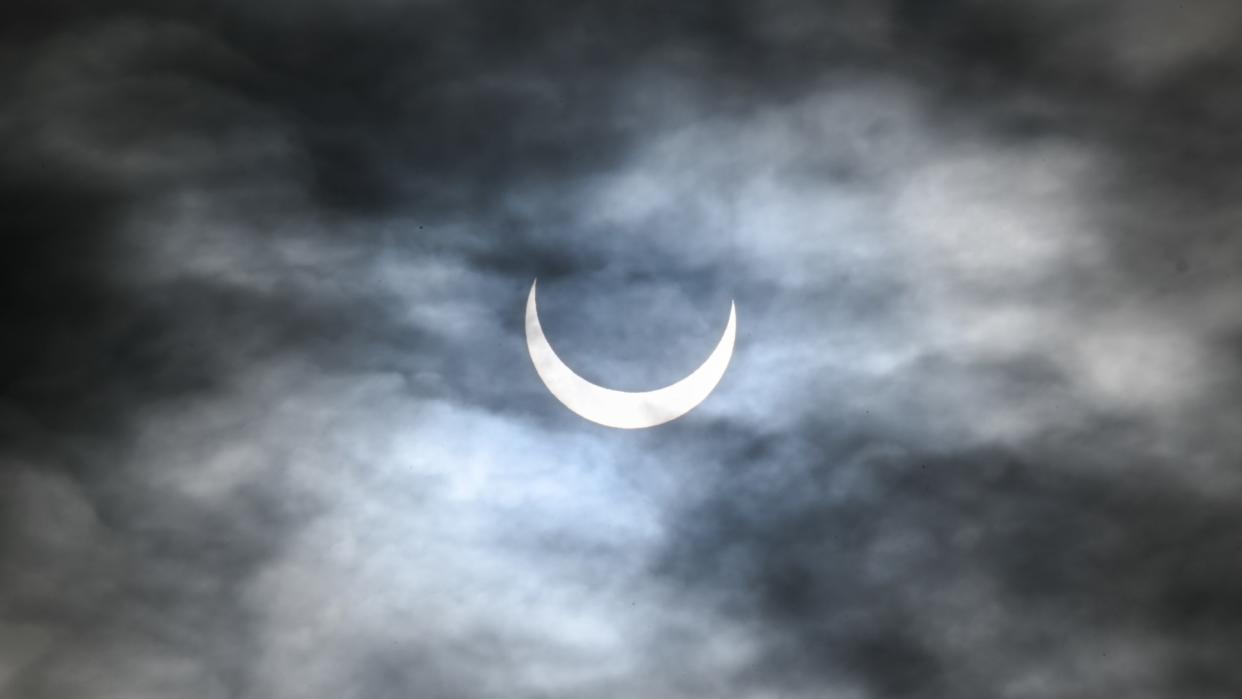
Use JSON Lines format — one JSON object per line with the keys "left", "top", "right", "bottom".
{"left": 525, "top": 279, "right": 736, "bottom": 429}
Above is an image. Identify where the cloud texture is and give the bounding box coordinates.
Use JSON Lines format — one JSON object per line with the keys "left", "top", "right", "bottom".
{"left": 2, "top": 1, "right": 1241, "bottom": 697}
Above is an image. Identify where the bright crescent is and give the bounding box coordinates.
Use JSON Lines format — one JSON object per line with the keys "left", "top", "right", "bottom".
{"left": 525, "top": 279, "right": 736, "bottom": 429}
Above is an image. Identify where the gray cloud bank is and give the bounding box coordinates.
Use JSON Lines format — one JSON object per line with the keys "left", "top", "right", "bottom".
{"left": 2, "top": 1, "right": 1241, "bottom": 697}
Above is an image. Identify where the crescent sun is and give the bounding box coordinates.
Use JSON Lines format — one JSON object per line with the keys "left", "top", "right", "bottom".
{"left": 525, "top": 279, "right": 736, "bottom": 429}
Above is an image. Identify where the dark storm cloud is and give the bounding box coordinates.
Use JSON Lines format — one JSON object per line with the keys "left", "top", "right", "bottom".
{"left": 2, "top": 1, "right": 1241, "bottom": 698}
{"left": 656, "top": 419, "right": 1242, "bottom": 697}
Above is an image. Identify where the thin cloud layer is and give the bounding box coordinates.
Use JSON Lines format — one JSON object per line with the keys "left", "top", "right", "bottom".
{"left": 2, "top": 1, "right": 1241, "bottom": 698}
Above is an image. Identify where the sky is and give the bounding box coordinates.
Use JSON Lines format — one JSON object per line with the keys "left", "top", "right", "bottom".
{"left": 2, "top": 1, "right": 1242, "bottom": 697}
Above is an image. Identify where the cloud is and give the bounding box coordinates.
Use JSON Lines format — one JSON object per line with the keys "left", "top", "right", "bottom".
{"left": 2, "top": 1, "right": 1241, "bottom": 697}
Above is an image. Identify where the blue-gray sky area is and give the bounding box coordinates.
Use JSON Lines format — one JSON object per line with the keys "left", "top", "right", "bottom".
{"left": 3, "top": 1, "right": 1242, "bottom": 697}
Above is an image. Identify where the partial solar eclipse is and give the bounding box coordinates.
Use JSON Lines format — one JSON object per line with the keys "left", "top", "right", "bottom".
{"left": 525, "top": 279, "right": 736, "bottom": 429}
